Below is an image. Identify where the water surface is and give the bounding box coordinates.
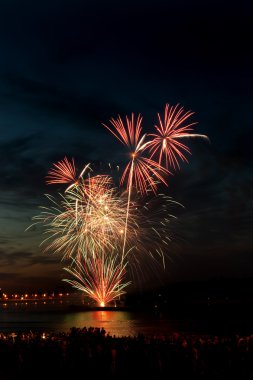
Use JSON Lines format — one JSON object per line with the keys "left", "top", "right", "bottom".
{"left": 1, "top": 301, "right": 253, "bottom": 337}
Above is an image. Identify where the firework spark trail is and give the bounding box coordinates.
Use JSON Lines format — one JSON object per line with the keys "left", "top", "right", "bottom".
{"left": 103, "top": 114, "right": 169, "bottom": 265}
{"left": 30, "top": 185, "right": 180, "bottom": 304}
{"left": 46, "top": 156, "right": 77, "bottom": 186}
{"left": 103, "top": 114, "right": 169, "bottom": 195}
{"left": 64, "top": 254, "right": 130, "bottom": 306}
{"left": 122, "top": 160, "right": 133, "bottom": 267}
{"left": 46, "top": 156, "right": 91, "bottom": 192}
{"left": 148, "top": 103, "right": 209, "bottom": 170}
{"left": 129, "top": 193, "right": 183, "bottom": 274}
{"left": 32, "top": 174, "right": 131, "bottom": 263}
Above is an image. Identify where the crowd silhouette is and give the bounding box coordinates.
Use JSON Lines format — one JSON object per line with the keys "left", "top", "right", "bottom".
{"left": 0, "top": 327, "right": 253, "bottom": 379}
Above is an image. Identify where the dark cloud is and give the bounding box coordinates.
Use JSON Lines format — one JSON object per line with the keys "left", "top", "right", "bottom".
{"left": 0, "top": 235, "right": 10, "bottom": 245}
{"left": 0, "top": 250, "right": 34, "bottom": 266}
{"left": 0, "top": 248, "right": 52, "bottom": 266}
{"left": 0, "top": 272, "right": 21, "bottom": 281}
{"left": 0, "top": 134, "right": 45, "bottom": 191}
{"left": 4, "top": 72, "right": 125, "bottom": 127}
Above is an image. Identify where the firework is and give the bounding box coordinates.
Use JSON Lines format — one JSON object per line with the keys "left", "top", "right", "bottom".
{"left": 103, "top": 114, "right": 169, "bottom": 195}
{"left": 46, "top": 156, "right": 77, "bottom": 185}
{"left": 46, "top": 156, "right": 91, "bottom": 191}
{"left": 64, "top": 254, "right": 130, "bottom": 307}
{"left": 125, "top": 193, "right": 182, "bottom": 281}
{"left": 103, "top": 114, "right": 170, "bottom": 265}
{"left": 30, "top": 103, "right": 208, "bottom": 306}
{"left": 32, "top": 174, "right": 133, "bottom": 263}
{"left": 148, "top": 103, "right": 209, "bottom": 170}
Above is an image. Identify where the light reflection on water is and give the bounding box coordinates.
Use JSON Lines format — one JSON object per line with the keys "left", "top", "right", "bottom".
{"left": 1, "top": 302, "right": 251, "bottom": 336}
{"left": 60, "top": 310, "right": 142, "bottom": 336}
{"left": 0, "top": 303, "right": 179, "bottom": 337}
{"left": 59, "top": 310, "right": 177, "bottom": 337}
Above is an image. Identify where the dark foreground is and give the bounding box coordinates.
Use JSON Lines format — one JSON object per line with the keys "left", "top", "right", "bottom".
{"left": 0, "top": 327, "right": 253, "bottom": 379}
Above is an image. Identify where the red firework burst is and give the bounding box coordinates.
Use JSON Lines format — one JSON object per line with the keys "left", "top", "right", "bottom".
{"left": 46, "top": 156, "right": 77, "bottom": 185}
{"left": 148, "top": 103, "right": 197, "bottom": 170}
{"left": 103, "top": 114, "right": 169, "bottom": 195}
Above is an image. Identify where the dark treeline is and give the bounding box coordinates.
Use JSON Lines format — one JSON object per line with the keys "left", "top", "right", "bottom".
{"left": 126, "top": 277, "right": 253, "bottom": 309}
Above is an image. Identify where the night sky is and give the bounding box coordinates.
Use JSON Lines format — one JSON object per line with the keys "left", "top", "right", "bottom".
{"left": 0, "top": 0, "right": 252, "bottom": 293}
